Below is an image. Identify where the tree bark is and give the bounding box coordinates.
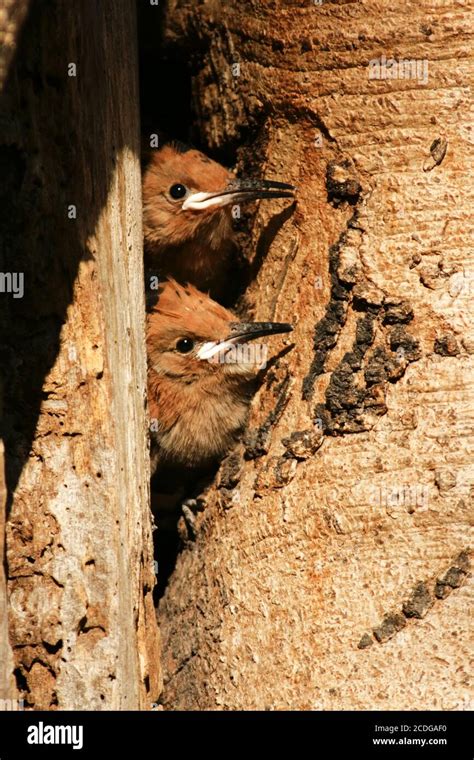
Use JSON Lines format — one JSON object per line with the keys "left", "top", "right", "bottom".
{"left": 1, "top": 0, "right": 160, "bottom": 709}
{"left": 158, "top": 0, "right": 473, "bottom": 710}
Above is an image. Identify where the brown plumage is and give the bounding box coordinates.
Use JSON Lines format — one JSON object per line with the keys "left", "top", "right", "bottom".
{"left": 147, "top": 280, "right": 292, "bottom": 473}
{"left": 142, "top": 143, "right": 296, "bottom": 295}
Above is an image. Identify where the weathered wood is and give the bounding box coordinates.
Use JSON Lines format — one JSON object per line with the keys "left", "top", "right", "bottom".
{"left": 158, "top": 0, "right": 473, "bottom": 710}
{"left": 1, "top": 0, "right": 160, "bottom": 709}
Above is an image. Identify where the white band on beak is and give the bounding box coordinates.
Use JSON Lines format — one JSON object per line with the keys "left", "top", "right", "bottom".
{"left": 182, "top": 191, "right": 235, "bottom": 211}
{"left": 197, "top": 340, "right": 235, "bottom": 361}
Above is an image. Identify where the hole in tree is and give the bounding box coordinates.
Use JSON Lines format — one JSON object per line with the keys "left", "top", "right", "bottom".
{"left": 136, "top": 0, "right": 285, "bottom": 603}
{"left": 138, "top": 1, "right": 226, "bottom": 604}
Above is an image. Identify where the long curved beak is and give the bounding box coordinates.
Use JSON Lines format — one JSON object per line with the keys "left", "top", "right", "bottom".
{"left": 197, "top": 322, "right": 292, "bottom": 361}
{"left": 182, "top": 178, "right": 296, "bottom": 211}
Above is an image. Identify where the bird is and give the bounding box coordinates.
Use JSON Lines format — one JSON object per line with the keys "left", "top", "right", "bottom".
{"left": 142, "top": 142, "right": 296, "bottom": 297}
{"left": 147, "top": 279, "right": 293, "bottom": 475}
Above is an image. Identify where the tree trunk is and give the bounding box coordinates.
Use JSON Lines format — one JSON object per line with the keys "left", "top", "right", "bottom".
{"left": 1, "top": 0, "right": 160, "bottom": 709}
{"left": 157, "top": 0, "right": 473, "bottom": 710}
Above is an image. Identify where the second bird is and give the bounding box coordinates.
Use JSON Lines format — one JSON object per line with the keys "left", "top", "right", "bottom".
{"left": 147, "top": 280, "right": 293, "bottom": 476}
{"left": 143, "top": 142, "right": 296, "bottom": 297}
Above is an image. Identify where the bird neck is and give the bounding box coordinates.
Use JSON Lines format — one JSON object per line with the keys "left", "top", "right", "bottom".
{"left": 148, "top": 370, "right": 255, "bottom": 469}
{"left": 144, "top": 210, "right": 234, "bottom": 293}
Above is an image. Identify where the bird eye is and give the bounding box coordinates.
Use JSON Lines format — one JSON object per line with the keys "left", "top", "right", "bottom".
{"left": 176, "top": 337, "right": 194, "bottom": 353}
{"left": 169, "top": 183, "right": 188, "bottom": 200}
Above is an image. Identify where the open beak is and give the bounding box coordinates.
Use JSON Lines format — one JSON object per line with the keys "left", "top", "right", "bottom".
{"left": 182, "top": 178, "right": 296, "bottom": 211}
{"left": 197, "top": 322, "right": 292, "bottom": 361}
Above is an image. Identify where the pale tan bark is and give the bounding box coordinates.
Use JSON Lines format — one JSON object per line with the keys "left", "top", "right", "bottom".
{"left": 158, "top": 0, "right": 473, "bottom": 710}
{"left": 0, "top": 0, "right": 29, "bottom": 85}
{"left": 1, "top": 0, "right": 160, "bottom": 709}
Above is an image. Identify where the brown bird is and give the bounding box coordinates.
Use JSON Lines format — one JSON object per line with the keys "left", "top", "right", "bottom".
{"left": 142, "top": 142, "right": 296, "bottom": 296}
{"left": 147, "top": 280, "right": 292, "bottom": 474}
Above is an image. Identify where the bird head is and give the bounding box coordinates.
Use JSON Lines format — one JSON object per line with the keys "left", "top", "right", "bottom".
{"left": 147, "top": 280, "right": 292, "bottom": 384}
{"left": 147, "top": 280, "right": 293, "bottom": 469}
{"left": 142, "top": 143, "right": 296, "bottom": 251}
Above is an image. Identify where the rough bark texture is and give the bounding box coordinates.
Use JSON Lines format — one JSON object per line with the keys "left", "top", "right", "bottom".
{"left": 1, "top": 0, "right": 160, "bottom": 709}
{"left": 158, "top": 0, "right": 473, "bottom": 710}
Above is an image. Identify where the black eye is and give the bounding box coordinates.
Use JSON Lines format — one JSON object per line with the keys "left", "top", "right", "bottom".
{"left": 176, "top": 337, "right": 194, "bottom": 353}
{"left": 169, "top": 183, "right": 188, "bottom": 200}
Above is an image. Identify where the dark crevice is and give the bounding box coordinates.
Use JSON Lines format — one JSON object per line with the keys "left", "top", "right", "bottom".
{"left": 302, "top": 214, "right": 357, "bottom": 401}
{"left": 13, "top": 666, "right": 29, "bottom": 695}
{"left": 358, "top": 550, "right": 471, "bottom": 649}
{"left": 43, "top": 638, "right": 63, "bottom": 655}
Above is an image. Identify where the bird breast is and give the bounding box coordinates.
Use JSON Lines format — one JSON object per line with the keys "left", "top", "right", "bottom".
{"left": 149, "top": 375, "right": 251, "bottom": 470}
